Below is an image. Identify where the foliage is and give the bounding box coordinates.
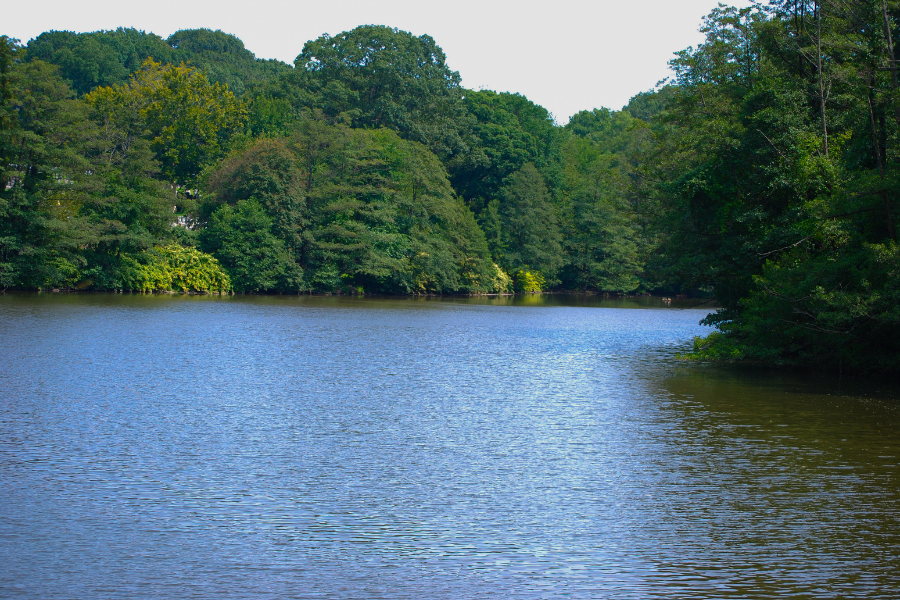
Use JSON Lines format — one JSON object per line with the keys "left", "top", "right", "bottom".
{"left": 491, "top": 263, "right": 513, "bottom": 294}
{"left": 0, "top": 50, "right": 98, "bottom": 290}
{"left": 566, "top": 107, "right": 638, "bottom": 154}
{"left": 696, "top": 242, "right": 900, "bottom": 371}
{"left": 25, "top": 29, "right": 175, "bottom": 95}
{"left": 86, "top": 59, "right": 247, "bottom": 185}
{"left": 494, "top": 163, "right": 564, "bottom": 284}
{"left": 653, "top": 2, "right": 900, "bottom": 372}
{"left": 25, "top": 28, "right": 291, "bottom": 97}
{"left": 202, "top": 137, "right": 305, "bottom": 255}
{"left": 166, "top": 29, "right": 292, "bottom": 97}
{"left": 204, "top": 117, "right": 496, "bottom": 294}
{"left": 624, "top": 86, "right": 676, "bottom": 122}
{"left": 120, "top": 243, "right": 230, "bottom": 292}
{"left": 513, "top": 270, "right": 545, "bottom": 293}
{"left": 558, "top": 137, "right": 642, "bottom": 292}
{"left": 201, "top": 199, "right": 302, "bottom": 293}
{"left": 283, "top": 26, "right": 476, "bottom": 162}
{"left": 454, "top": 89, "right": 563, "bottom": 209}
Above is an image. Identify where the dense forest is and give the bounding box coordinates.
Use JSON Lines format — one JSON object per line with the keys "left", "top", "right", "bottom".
{"left": 1, "top": 1, "right": 899, "bottom": 372}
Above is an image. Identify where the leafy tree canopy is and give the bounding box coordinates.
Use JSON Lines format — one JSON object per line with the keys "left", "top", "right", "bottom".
{"left": 25, "top": 28, "right": 291, "bottom": 97}
{"left": 285, "top": 25, "right": 475, "bottom": 162}
{"left": 25, "top": 29, "right": 175, "bottom": 95}
{"left": 11, "top": 11, "right": 899, "bottom": 372}
{"left": 86, "top": 59, "right": 247, "bottom": 185}
{"left": 453, "top": 90, "right": 562, "bottom": 208}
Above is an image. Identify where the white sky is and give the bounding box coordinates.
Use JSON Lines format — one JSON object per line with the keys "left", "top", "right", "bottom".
{"left": 6, "top": 0, "right": 751, "bottom": 124}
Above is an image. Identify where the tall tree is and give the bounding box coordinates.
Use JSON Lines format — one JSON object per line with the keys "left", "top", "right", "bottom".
{"left": 559, "top": 137, "right": 642, "bottom": 292}
{"left": 652, "top": 1, "right": 900, "bottom": 371}
{"left": 494, "top": 163, "right": 564, "bottom": 286}
{"left": 25, "top": 29, "right": 175, "bottom": 95}
{"left": 204, "top": 115, "right": 496, "bottom": 294}
{"left": 0, "top": 56, "right": 103, "bottom": 289}
{"left": 86, "top": 59, "right": 247, "bottom": 187}
{"left": 453, "top": 90, "right": 563, "bottom": 210}
{"left": 201, "top": 199, "right": 301, "bottom": 292}
{"left": 26, "top": 28, "right": 291, "bottom": 98}
{"left": 284, "top": 26, "right": 476, "bottom": 163}
{"left": 167, "top": 29, "right": 291, "bottom": 97}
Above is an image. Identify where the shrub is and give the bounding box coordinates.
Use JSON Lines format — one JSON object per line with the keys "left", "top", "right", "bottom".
{"left": 121, "top": 243, "right": 231, "bottom": 293}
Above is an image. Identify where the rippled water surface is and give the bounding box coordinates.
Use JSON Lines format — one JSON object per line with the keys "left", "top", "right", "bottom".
{"left": 1, "top": 293, "right": 898, "bottom": 598}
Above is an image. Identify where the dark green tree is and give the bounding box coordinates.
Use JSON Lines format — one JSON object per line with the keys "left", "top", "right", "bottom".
{"left": 168, "top": 29, "right": 291, "bottom": 97}
{"left": 25, "top": 28, "right": 291, "bottom": 98}
{"left": 565, "top": 107, "right": 639, "bottom": 154}
{"left": 454, "top": 90, "right": 563, "bottom": 210}
{"left": 25, "top": 29, "right": 174, "bottom": 95}
{"left": 201, "top": 199, "right": 302, "bottom": 292}
{"left": 653, "top": 2, "right": 900, "bottom": 372}
{"left": 559, "top": 137, "right": 642, "bottom": 292}
{"left": 204, "top": 115, "right": 496, "bottom": 293}
{"left": 203, "top": 137, "right": 306, "bottom": 260}
{"left": 0, "top": 56, "right": 99, "bottom": 289}
{"left": 495, "top": 163, "right": 563, "bottom": 287}
{"left": 623, "top": 86, "right": 676, "bottom": 122}
{"left": 285, "top": 26, "right": 476, "bottom": 162}
{"left": 86, "top": 59, "right": 247, "bottom": 187}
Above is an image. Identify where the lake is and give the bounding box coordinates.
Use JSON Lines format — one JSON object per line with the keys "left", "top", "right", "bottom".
{"left": 0, "top": 293, "right": 897, "bottom": 598}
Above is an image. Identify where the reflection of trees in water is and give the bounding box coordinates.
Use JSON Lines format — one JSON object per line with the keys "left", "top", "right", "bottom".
{"left": 638, "top": 364, "right": 900, "bottom": 595}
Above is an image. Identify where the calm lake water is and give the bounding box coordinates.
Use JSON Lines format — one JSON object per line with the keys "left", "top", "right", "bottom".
{"left": 1, "top": 293, "right": 897, "bottom": 599}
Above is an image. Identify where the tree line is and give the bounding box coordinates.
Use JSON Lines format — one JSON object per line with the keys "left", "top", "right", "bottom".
{"left": 1, "top": 2, "right": 898, "bottom": 372}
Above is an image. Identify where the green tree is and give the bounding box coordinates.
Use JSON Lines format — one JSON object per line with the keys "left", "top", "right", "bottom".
{"left": 2, "top": 48, "right": 198, "bottom": 291}
{"left": 375, "top": 127, "right": 496, "bottom": 293}
{"left": 203, "top": 137, "right": 306, "bottom": 257}
{"left": 565, "top": 107, "right": 639, "bottom": 154}
{"left": 0, "top": 36, "right": 19, "bottom": 195}
{"left": 86, "top": 59, "right": 247, "bottom": 186}
{"left": 120, "top": 243, "right": 231, "bottom": 292}
{"left": 623, "top": 86, "right": 676, "bottom": 122}
{"left": 200, "top": 199, "right": 302, "bottom": 292}
{"left": 205, "top": 115, "right": 496, "bottom": 293}
{"left": 653, "top": 2, "right": 900, "bottom": 372}
{"left": 285, "top": 26, "right": 475, "bottom": 162}
{"left": 454, "top": 90, "right": 563, "bottom": 210}
{"left": 25, "top": 29, "right": 175, "bottom": 95}
{"left": 0, "top": 55, "right": 99, "bottom": 289}
{"left": 495, "top": 163, "right": 563, "bottom": 288}
{"left": 559, "top": 137, "right": 642, "bottom": 292}
{"left": 167, "top": 29, "right": 291, "bottom": 97}
{"left": 25, "top": 28, "right": 290, "bottom": 98}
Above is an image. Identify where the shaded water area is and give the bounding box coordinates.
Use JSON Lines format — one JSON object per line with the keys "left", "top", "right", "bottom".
{"left": 0, "top": 293, "right": 897, "bottom": 598}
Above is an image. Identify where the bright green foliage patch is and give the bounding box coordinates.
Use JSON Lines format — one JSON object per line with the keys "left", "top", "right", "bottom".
{"left": 121, "top": 244, "right": 231, "bottom": 293}
{"left": 513, "top": 270, "right": 545, "bottom": 293}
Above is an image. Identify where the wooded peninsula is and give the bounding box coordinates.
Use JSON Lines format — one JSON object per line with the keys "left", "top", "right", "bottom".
{"left": 2, "top": 1, "right": 899, "bottom": 373}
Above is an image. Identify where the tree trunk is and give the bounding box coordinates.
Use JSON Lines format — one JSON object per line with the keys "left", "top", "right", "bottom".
{"left": 869, "top": 95, "right": 897, "bottom": 241}
{"left": 881, "top": 0, "right": 900, "bottom": 127}
{"left": 817, "top": 2, "right": 829, "bottom": 157}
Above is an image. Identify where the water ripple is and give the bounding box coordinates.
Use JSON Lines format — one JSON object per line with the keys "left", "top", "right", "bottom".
{"left": 0, "top": 294, "right": 897, "bottom": 598}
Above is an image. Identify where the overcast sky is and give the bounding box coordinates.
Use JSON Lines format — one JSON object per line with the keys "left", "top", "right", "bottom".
{"left": 6, "top": 0, "right": 751, "bottom": 124}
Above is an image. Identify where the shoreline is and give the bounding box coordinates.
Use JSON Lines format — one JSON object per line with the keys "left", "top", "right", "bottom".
{"left": 0, "top": 288, "right": 711, "bottom": 299}
{"left": 0, "top": 288, "right": 720, "bottom": 308}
